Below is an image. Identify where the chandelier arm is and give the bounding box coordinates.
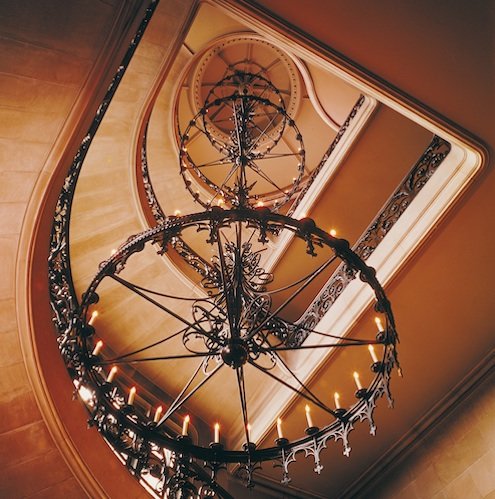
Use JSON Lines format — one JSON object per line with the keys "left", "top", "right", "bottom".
{"left": 122, "top": 279, "right": 221, "bottom": 301}
{"left": 246, "top": 107, "right": 281, "bottom": 155}
{"left": 216, "top": 230, "right": 237, "bottom": 337}
{"left": 102, "top": 274, "right": 211, "bottom": 302}
{"left": 105, "top": 325, "right": 190, "bottom": 362}
{"left": 192, "top": 157, "right": 235, "bottom": 169}
{"left": 158, "top": 358, "right": 224, "bottom": 427}
{"left": 265, "top": 254, "right": 339, "bottom": 296}
{"left": 109, "top": 274, "right": 205, "bottom": 335}
{"left": 97, "top": 351, "right": 219, "bottom": 364}
{"left": 235, "top": 366, "right": 251, "bottom": 445}
{"left": 256, "top": 152, "right": 300, "bottom": 159}
{"left": 247, "top": 359, "right": 336, "bottom": 417}
{"left": 246, "top": 252, "right": 338, "bottom": 340}
{"left": 206, "top": 164, "right": 239, "bottom": 206}
{"left": 261, "top": 341, "right": 381, "bottom": 353}
{"left": 266, "top": 344, "right": 330, "bottom": 412}
{"left": 247, "top": 159, "right": 286, "bottom": 195}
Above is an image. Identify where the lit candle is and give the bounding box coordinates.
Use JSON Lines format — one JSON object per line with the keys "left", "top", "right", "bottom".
{"left": 305, "top": 404, "right": 314, "bottom": 428}
{"left": 334, "top": 392, "right": 341, "bottom": 409}
{"left": 329, "top": 229, "right": 337, "bottom": 237}
{"left": 368, "top": 344, "right": 379, "bottom": 363}
{"left": 246, "top": 423, "right": 251, "bottom": 441}
{"left": 110, "top": 248, "right": 117, "bottom": 256}
{"left": 153, "top": 405, "right": 163, "bottom": 423}
{"left": 374, "top": 317, "right": 384, "bottom": 332}
{"left": 217, "top": 198, "right": 224, "bottom": 207}
{"left": 214, "top": 423, "right": 220, "bottom": 443}
{"left": 353, "top": 372, "right": 363, "bottom": 390}
{"left": 174, "top": 209, "right": 181, "bottom": 216}
{"left": 256, "top": 201, "right": 264, "bottom": 207}
{"left": 276, "top": 417, "right": 284, "bottom": 439}
{"left": 106, "top": 366, "right": 117, "bottom": 383}
{"left": 128, "top": 387, "right": 136, "bottom": 406}
{"left": 182, "top": 415, "right": 190, "bottom": 436}
{"left": 92, "top": 340, "right": 103, "bottom": 356}
{"left": 88, "top": 311, "right": 98, "bottom": 326}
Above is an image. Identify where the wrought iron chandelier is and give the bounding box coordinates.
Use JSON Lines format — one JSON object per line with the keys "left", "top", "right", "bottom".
{"left": 49, "top": 61, "right": 400, "bottom": 498}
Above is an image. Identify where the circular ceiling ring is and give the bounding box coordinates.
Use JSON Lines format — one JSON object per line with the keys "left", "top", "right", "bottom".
{"left": 188, "top": 34, "right": 301, "bottom": 126}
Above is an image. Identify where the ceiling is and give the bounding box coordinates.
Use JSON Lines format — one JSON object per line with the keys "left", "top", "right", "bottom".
{"left": 3, "top": 0, "right": 493, "bottom": 498}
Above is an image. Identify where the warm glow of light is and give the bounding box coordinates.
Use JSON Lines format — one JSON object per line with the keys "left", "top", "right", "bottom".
{"left": 276, "top": 417, "right": 283, "bottom": 439}
{"left": 329, "top": 229, "right": 337, "bottom": 237}
{"left": 174, "top": 209, "right": 181, "bottom": 216}
{"left": 88, "top": 310, "right": 98, "bottom": 326}
{"left": 154, "top": 405, "right": 163, "bottom": 423}
{"left": 368, "top": 344, "right": 379, "bottom": 363}
{"left": 374, "top": 317, "right": 384, "bottom": 332}
{"left": 214, "top": 423, "right": 220, "bottom": 443}
{"left": 334, "top": 392, "right": 341, "bottom": 409}
{"left": 217, "top": 198, "right": 224, "bottom": 207}
{"left": 106, "top": 366, "right": 117, "bottom": 382}
{"left": 256, "top": 201, "right": 264, "bottom": 207}
{"left": 305, "top": 404, "right": 314, "bottom": 428}
{"left": 110, "top": 248, "right": 117, "bottom": 256}
{"left": 353, "top": 371, "right": 363, "bottom": 390}
{"left": 182, "top": 415, "right": 190, "bottom": 436}
{"left": 78, "top": 385, "right": 94, "bottom": 404}
{"left": 92, "top": 340, "right": 103, "bottom": 356}
{"left": 128, "top": 387, "right": 136, "bottom": 406}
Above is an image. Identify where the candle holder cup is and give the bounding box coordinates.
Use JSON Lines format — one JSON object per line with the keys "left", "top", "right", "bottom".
{"left": 355, "top": 388, "right": 369, "bottom": 399}
{"left": 305, "top": 426, "right": 319, "bottom": 435}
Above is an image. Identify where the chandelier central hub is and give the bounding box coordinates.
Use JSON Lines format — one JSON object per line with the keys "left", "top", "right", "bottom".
{"left": 221, "top": 338, "right": 249, "bottom": 368}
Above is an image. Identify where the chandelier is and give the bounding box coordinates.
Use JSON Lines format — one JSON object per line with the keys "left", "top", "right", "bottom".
{"left": 49, "top": 66, "right": 400, "bottom": 498}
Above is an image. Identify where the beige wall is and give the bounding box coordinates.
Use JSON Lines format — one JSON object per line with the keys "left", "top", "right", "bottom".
{"left": 368, "top": 368, "right": 495, "bottom": 499}
{"left": 0, "top": 1, "right": 147, "bottom": 497}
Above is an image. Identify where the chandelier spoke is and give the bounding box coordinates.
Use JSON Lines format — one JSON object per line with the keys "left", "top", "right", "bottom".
{"left": 247, "top": 359, "right": 336, "bottom": 417}
{"left": 247, "top": 159, "right": 286, "bottom": 195}
{"left": 109, "top": 274, "right": 204, "bottom": 335}
{"left": 157, "top": 357, "right": 224, "bottom": 427}
{"left": 99, "top": 351, "right": 219, "bottom": 364}
{"left": 105, "top": 325, "right": 190, "bottom": 362}
{"left": 235, "top": 365, "right": 251, "bottom": 445}
{"left": 108, "top": 273, "right": 215, "bottom": 301}
{"left": 192, "top": 157, "right": 235, "bottom": 169}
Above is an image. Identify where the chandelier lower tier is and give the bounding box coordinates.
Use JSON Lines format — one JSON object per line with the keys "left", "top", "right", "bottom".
{"left": 57, "top": 207, "right": 399, "bottom": 496}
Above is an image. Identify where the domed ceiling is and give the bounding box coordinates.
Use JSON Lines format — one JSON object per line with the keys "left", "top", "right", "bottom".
{"left": 63, "top": 1, "right": 483, "bottom": 497}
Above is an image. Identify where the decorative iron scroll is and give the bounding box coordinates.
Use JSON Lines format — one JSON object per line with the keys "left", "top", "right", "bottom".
{"left": 294, "top": 135, "right": 451, "bottom": 344}
{"left": 49, "top": 0, "right": 159, "bottom": 333}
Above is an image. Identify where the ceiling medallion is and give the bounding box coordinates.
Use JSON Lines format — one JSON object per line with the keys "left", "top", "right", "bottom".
{"left": 51, "top": 65, "right": 400, "bottom": 497}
